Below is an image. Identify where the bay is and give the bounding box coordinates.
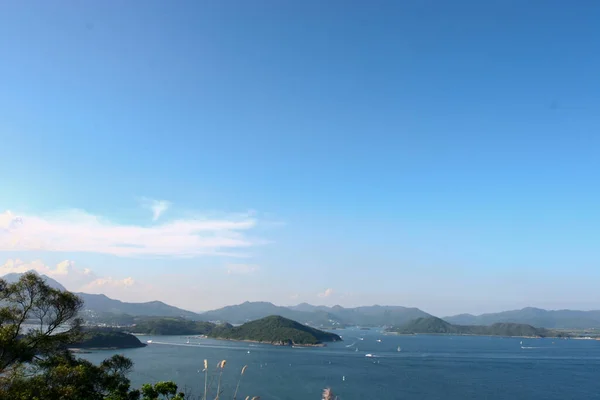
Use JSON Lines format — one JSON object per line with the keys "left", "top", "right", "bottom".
{"left": 80, "top": 328, "right": 600, "bottom": 399}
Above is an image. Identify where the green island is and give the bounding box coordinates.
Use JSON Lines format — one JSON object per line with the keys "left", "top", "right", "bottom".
{"left": 70, "top": 329, "right": 147, "bottom": 350}
{"left": 208, "top": 315, "right": 342, "bottom": 346}
{"left": 130, "top": 315, "right": 342, "bottom": 346}
{"left": 387, "top": 316, "right": 571, "bottom": 338}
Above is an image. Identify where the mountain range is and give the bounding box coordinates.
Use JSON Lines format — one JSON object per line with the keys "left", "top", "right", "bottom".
{"left": 389, "top": 316, "right": 567, "bottom": 338}
{"left": 4, "top": 271, "right": 600, "bottom": 329}
{"left": 2, "top": 271, "right": 201, "bottom": 320}
{"left": 445, "top": 307, "right": 600, "bottom": 329}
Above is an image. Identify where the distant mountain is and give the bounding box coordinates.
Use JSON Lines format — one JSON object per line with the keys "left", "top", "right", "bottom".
{"left": 203, "top": 301, "right": 432, "bottom": 327}
{"left": 200, "top": 301, "right": 338, "bottom": 326}
{"left": 325, "top": 305, "right": 431, "bottom": 326}
{"left": 389, "top": 317, "right": 567, "bottom": 338}
{"left": 2, "top": 271, "right": 67, "bottom": 291}
{"left": 78, "top": 292, "right": 202, "bottom": 320}
{"left": 444, "top": 307, "right": 600, "bottom": 329}
{"left": 2, "top": 271, "right": 202, "bottom": 321}
{"left": 208, "top": 315, "right": 342, "bottom": 345}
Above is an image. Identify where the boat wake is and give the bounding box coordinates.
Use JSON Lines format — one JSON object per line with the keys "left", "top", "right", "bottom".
{"left": 147, "top": 341, "right": 257, "bottom": 352}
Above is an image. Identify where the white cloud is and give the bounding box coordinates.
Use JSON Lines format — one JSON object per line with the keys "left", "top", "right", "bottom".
{"left": 81, "top": 276, "right": 136, "bottom": 290}
{"left": 0, "top": 259, "right": 136, "bottom": 293}
{"left": 318, "top": 288, "right": 334, "bottom": 298}
{"left": 0, "top": 209, "right": 260, "bottom": 257}
{"left": 140, "top": 198, "right": 171, "bottom": 221}
{"left": 226, "top": 263, "right": 259, "bottom": 275}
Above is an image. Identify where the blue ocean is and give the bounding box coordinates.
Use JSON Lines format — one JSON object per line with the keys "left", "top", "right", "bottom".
{"left": 81, "top": 328, "right": 600, "bottom": 399}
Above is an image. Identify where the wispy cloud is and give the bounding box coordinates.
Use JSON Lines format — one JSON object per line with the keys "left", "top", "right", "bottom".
{"left": 318, "top": 288, "right": 334, "bottom": 298}
{"left": 0, "top": 259, "right": 135, "bottom": 292}
{"left": 0, "top": 209, "right": 261, "bottom": 257}
{"left": 226, "top": 263, "right": 259, "bottom": 275}
{"left": 140, "top": 198, "right": 171, "bottom": 221}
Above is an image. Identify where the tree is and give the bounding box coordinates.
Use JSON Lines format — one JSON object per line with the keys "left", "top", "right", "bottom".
{"left": 140, "top": 382, "right": 185, "bottom": 400}
{"left": 0, "top": 272, "right": 83, "bottom": 373}
{"left": 1, "top": 351, "right": 140, "bottom": 400}
{"left": 0, "top": 272, "right": 186, "bottom": 400}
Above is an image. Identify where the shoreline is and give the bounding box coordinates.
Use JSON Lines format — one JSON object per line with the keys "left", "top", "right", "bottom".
{"left": 386, "top": 332, "right": 561, "bottom": 339}
{"left": 208, "top": 337, "right": 327, "bottom": 347}
{"left": 69, "top": 344, "right": 147, "bottom": 352}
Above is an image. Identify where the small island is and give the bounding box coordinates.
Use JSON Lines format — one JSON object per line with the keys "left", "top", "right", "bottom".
{"left": 71, "top": 329, "right": 147, "bottom": 350}
{"left": 209, "top": 315, "right": 342, "bottom": 346}
{"left": 387, "top": 317, "right": 570, "bottom": 338}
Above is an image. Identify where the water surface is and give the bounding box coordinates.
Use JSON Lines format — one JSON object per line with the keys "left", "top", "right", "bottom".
{"left": 81, "top": 328, "right": 600, "bottom": 399}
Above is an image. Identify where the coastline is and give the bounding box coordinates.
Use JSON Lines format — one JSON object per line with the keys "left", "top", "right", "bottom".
{"left": 69, "top": 344, "right": 147, "bottom": 352}
{"left": 208, "top": 337, "right": 327, "bottom": 347}
{"left": 386, "top": 332, "right": 561, "bottom": 339}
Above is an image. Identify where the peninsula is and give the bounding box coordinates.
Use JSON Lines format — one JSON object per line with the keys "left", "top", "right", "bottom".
{"left": 71, "top": 329, "right": 147, "bottom": 350}
{"left": 387, "top": 317, "right": 570, "bottom": 338}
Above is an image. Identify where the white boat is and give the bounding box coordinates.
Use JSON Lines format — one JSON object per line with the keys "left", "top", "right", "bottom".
{"left": 359, "top": 338, "right": 364, "bottom": 341}
{"left": 342, "top": 376, "right": 345, "bottom": 381}
{"left": 376, "top": 339, "right": 382, "bottom": 343}
{"left": 146, "top": 340, "right": 153, "bottom": 344}
{"left": 355, "top": 347, "right": 358, "bottom": 352}
{"left": 365, "top": 353, "right": 374, "bottom": 358}
{"left": 397, "top": 346, "right": 401, "bottom": 352}
{"left": 186, "top": 340, "right": 190, "bottom": 344}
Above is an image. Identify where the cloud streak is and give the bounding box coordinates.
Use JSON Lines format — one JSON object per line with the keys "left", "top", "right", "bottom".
{"left": 225, "top": 263, "right": 259, "bottom": 275}
{"left": 0, "top": 209, "right": 260, "bottom": 257}
{"left": 140, "top": 198, "right": 171, "bottom": 221}
{"left": 0, "top": 259, "right": 135, "bottom": 292}
{"left": 318, "top": 288, "right": 334, "bottom": 298}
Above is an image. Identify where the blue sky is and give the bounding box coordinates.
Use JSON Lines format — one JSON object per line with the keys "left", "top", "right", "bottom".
{"left": 1, "top": 1, "right": 599, "bottom": 315}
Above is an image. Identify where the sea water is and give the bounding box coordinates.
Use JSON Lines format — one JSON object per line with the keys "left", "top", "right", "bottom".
{"left": 80, "top": 328, "right": 600, "bottom": 399}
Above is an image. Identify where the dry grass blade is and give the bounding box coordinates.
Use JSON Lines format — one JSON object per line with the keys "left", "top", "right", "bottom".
{"left": 202, "top": 359, "right": 209, "bottom": 400}
{"left": 215, "top": 359, "right": 227, "bottom": 399}
{"left": 322, "top": 388, "right": 335, "bottom": 400}
{"left": 233, "top": 364, "right": 249, "bottom": 399}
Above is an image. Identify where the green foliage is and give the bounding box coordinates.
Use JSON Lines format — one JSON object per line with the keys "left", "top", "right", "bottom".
{"left": 209, "top": 315, "right": 342, "bottom": 345}
{"left": 140, "top": 381, "right": 185, "bottom": 400}
{"left": 1, "top": 351, "right": 140, "bottom": 400}
{"left": 132, "top": 317, "right": 215, "bottom": 335}
{"left": 0, "top": 272, "right": 83, "bottom": 373}
{"left": 389, "top": 316, "right": 569, "bottom": 337}
{"left": 0, "top": 272, "right": 185, "bottom": 400}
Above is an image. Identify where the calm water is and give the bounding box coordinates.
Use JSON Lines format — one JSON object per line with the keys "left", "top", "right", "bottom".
{"left": 81, "top": 328, "right": 600, "bottom": 399}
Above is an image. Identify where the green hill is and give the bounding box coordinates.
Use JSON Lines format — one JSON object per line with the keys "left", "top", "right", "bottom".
{"left": 131, "top": 317, "right": 215, "bottom": 335}
{"left": 444, "top": 307, "right": 600, "bottom": 329}
{"left": 203, "top": 301, "right": 432, "bottom": 327}
{"left": 73, "top": 329, "right": 146, "bottom": 349}
{"left": 208, "top": 315, "right": 342, "bottom": 345}
{"left": 389, "top": 317, "right": 568, "bottom": 338}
